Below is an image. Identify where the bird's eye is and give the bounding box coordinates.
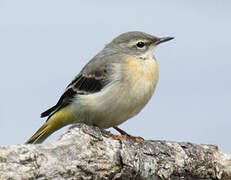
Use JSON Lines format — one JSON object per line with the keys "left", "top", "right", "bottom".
{"left": 136, "top": 41, "right": 145, "bottom": 48}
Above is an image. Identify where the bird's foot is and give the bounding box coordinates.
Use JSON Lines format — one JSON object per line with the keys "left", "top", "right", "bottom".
{"left": 107, "top": 131, "right": 143, "bottom": 143}
{"left": 99, "top": 127, "right": 143, "bottom": 143}
{"left": 106, "top": 133, "right": 127, "bottom": 140}
{"left": 125, "top": 134, "right": 144, "bottom": 143}
{"left": 112, "top": 126, "right": 144, "bottom": 143}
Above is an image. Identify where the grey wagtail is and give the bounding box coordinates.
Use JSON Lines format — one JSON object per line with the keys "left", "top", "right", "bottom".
{"left": 26, "top": 31, "right": 173, "bottom": 144}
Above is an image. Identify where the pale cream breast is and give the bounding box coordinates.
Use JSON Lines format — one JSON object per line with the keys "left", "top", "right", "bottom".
{"left": 119, "top": 55, "right": 159, "bottom": 117}
{"left": 122, "top": 55, "right": 158, "bottom": 86}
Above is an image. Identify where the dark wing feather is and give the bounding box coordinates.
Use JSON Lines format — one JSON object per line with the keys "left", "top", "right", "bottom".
{"left": 40, "top": 46, "right": 120, "bottom": 119}
{"left": 40, "top": 72, "right": 107, "bottom": 118}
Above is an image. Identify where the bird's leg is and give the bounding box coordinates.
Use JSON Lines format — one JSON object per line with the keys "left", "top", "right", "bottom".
{"left": 113, "top": 126, "right": 144, "bottom": 143}
{"left": 113, "top": 126, "right": 128, "bottom": 135}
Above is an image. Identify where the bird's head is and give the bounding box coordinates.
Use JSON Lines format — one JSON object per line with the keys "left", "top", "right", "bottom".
{"left": 107, "top": 31, "right": 174, "bottom": 59}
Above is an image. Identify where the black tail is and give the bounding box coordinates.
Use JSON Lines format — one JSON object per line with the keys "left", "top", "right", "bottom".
{"left": 40, "top": 105, "right": 58, "bottom": 118}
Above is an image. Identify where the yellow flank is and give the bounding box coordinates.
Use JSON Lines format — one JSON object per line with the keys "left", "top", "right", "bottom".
{"left": 25, "top": 106, "right": 73, "bottom": 144}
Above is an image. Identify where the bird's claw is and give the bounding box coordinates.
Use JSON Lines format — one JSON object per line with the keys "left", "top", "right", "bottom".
{"left": 105, "top": 130, "right": 144, "bottom": 143}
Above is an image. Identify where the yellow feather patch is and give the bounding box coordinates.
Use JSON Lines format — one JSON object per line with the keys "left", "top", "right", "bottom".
{"left": 48, "top": 106, "right": 74, "bottom": 127}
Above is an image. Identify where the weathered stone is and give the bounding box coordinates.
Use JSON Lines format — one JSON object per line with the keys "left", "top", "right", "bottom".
{"left": 0, "top": 124, "right": 230, "bottom": 180}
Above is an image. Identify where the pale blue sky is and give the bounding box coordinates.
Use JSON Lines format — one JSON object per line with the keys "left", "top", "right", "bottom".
{"left": 0, "top": 0, "right": 231, "bottom": 153}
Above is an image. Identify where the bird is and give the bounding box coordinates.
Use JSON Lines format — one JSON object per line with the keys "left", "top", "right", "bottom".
{"left": 26, "top": 31, "right": 174, "bottom": 144}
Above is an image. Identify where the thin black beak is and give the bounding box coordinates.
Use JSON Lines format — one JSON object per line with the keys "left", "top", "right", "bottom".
{"left": 155, "top": 37, "right": 174, "bottom": 45}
